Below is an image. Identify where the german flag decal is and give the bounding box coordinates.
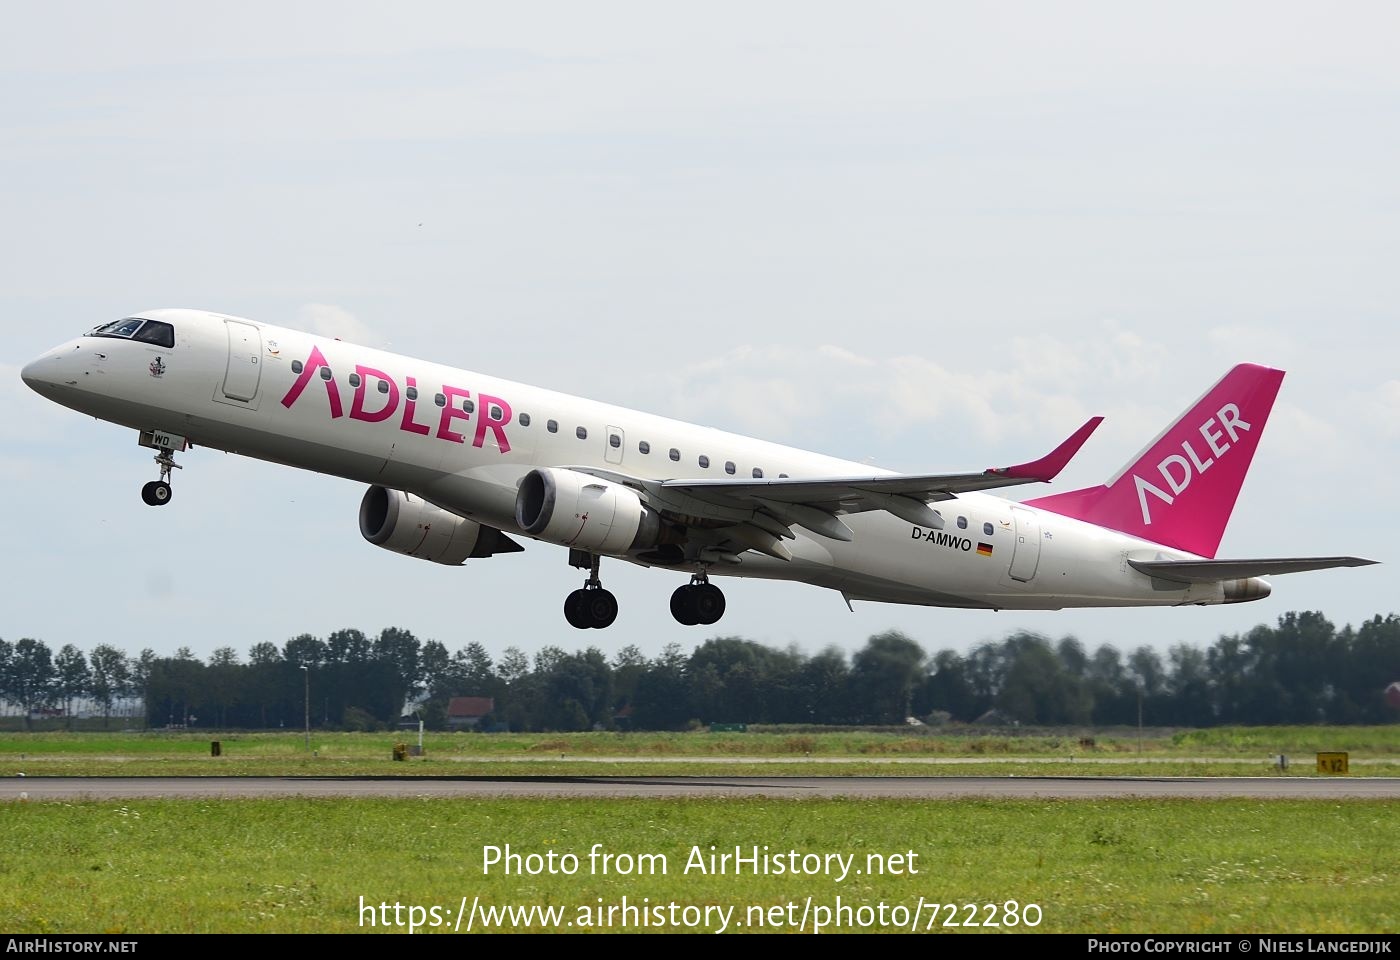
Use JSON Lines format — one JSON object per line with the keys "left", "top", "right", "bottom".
{"left": 977, "top": 542, "right": 994, "bottom": 557}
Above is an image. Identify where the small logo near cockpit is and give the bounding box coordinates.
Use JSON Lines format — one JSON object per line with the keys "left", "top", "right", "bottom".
{"left": 149, "top": 357, "right": 166, "bottom": 378}
{"left": 266, "top": 340, "right": 280, "bottom": 356}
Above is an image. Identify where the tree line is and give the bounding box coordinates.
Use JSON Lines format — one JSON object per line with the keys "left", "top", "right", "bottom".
{"left": 1, "top": 611, "right": 1397, "bottom": 731}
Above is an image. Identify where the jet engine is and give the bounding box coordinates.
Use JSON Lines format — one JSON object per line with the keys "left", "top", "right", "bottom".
{"left": 515, "top": 467, "right": 661, "bottom": 555}
{"left": 359, "top": 486, "right": 520, "bottom": 565}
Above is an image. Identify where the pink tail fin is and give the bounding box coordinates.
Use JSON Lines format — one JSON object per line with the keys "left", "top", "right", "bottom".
{"left": 1024, "top": 363, "right": 1285, "bottom": 558}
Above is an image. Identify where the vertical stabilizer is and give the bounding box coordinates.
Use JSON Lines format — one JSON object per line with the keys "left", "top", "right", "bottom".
{"left": 1024, "top": 364, "right": 1284, "bottom": 558}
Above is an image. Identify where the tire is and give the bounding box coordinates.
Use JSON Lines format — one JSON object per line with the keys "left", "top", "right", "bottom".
{"left": 694, "top": 583, "right": 726, "bottom": 625}
{"left": 669, "top": 585, "right": 699, "bottom": 626}
{"left": 141, "top": 482, "right": 158, "bottom": 506}
{"left": 564, "top": 589, "right": 590, "bottom": 629}
{"left": 586, "top": 589, "right": 618, "bottom": 629}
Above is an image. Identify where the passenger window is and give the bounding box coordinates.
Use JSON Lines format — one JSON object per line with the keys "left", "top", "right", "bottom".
{"left": 698, "top": 455, "right": 710, "bottom": 468}
{"left": 669, "top": 448, "right": 680, "bottom": 461}
{"left": 320, "top": 368, "right": 333, "bottom": 382}
{"left": 434, "top": 393, "right": 446, "bottom": 407}
{"left": 957, "top": 516, "right": 968, "bottom": 529}
{"left": 984, "top": 522, "right": 994, "bottom": 536}
{"left": 348, "top": 373, "right": 361, "bottom": 388}
{"left": 406, "top": 386, "right": 417, "bottom": 401}
{"left": 291, "top": 360, "right": 304, "bottom": 374}
{"left": 463, "top": 399, "right": 475, "bottom": 413}
{"left": 609, "top": 434, "right": 621, "bottom": 448}
{"left": 725, "top": 461, "right": 736, "bottom": 475}
{"left": 576, "top": 426, "right": 588, "bottom": 439}
{"left": 752, "top": 468, "right": 763, "bottom": 478}
{"left": 547, "top": 420, "right": 558, "bottom": 433}
{"left": 377, "top": 380, "right": 389, "bottom": 394}
{"left": 490, "top": 405, "right": 502, "bottom": 420}
{"left": 779, "top": 473, "right": 789, "bottom": 478}
{"left": 519, "top": 413, "right": 531, "bottom": 426}
{"left": 639, "top": 441, "right": 651, "bottom": 454}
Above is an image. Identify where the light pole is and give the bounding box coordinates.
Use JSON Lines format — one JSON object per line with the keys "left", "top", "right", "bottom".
{"left": 300, "top": 665, "right": 310, "bottom": 752}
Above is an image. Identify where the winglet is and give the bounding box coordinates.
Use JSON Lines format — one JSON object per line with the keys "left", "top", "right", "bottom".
{"left": 989, "top": 416, "right": 1103, "bottom": 482}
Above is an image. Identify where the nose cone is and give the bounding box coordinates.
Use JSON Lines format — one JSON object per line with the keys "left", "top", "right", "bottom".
{"left": 21, "top": 344, "right": 75, "bottom": 394}
{"left": 20, "top": 355, "right": 48, "bottom": 391}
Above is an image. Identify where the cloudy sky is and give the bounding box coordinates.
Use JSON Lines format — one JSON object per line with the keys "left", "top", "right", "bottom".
{"left": 3, "top": 2, "right": 1396, "bottom": 664}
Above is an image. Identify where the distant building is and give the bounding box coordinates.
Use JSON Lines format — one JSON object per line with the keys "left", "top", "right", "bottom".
{"left": 613, "top": 703, "right": 634, "bottom": 731}
{"left": 446, "top": 696, "right": 495, "bottom": 729}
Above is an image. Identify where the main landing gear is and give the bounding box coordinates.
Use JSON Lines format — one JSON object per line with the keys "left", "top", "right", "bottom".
{"left": 670, "top": 572, "right": 726, "bottom": 626}
{"left": 141, "top": 446, "right": 181, "bottom": 507}
{"left": 564, "top": 553, "right": 618, "bottom": 630}
{"left": 557, "top": 554, "right": 727, "bottom": 629}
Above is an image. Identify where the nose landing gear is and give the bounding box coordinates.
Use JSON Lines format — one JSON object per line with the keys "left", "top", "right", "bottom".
{"left": 141, "top": 446, "right": 181, "bottom": 507}
{"left": 670, "top": 571, "right": 726, "bottom": 626}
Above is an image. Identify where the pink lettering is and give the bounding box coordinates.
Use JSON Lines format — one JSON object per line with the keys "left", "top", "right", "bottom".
{"left": 280, "top": 345, "right": 343, "bottom": 419}
{"left": 349, "top": 365, "right": 400, "bottom": 423}
{"left": 437, "top": 385, "right": 472, "bottom": 443}
{"left": 282, "top": 351, "right": 513, "bottom": 457}
{"left": 474, "top": 394, "right": 513, "bottom": 453}
{"left": 399, "top": 376, "right": 431, "bottom": 436}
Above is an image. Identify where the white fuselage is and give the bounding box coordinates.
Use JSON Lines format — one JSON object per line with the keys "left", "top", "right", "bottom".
{"left": 22, "top": 309, "right": 1231, "bottom": 610}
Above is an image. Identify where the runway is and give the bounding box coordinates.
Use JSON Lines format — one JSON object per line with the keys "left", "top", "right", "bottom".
{"left": 3, "top": 775, "right": 1397, "bottom": 800}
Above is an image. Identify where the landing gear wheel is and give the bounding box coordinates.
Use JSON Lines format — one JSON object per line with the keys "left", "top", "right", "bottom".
{"left": 671, "top": 575, "right": 727, "bottom": 626}
{"left": 141, "top": 480, "right": 173, "bottom": 507}
{"left": 584, "top": 589, "right": 618, "bottom": 629}
{"left": 670, "top": 586, "right": 698, "bottom": 625}
{"left": 143, "top": 444, "right": 181, "bottom": 507}
{"left": 566, "top": 588, "right": 618, "bottom": 629}
{"left": 564, "top": 589, "right": 590, "bottom": 629}
{"left": 694, "top": 583, "right": 726, "bottom": 625}
{"left": 562, "top": 554, "right": 620, "bottom": 629}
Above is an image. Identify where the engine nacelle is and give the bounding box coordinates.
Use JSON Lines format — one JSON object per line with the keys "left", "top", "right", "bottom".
{"left": 515, "top": 467, "right": 660, "bottom": 555}
{"left": 359, "top": 486, "right": 486, "bottom": 565}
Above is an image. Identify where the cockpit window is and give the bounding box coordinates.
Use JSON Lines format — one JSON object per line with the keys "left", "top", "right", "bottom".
{"left": 87, "top": 317, "right": 175, "bottom": 349}
{"left": 132, "top": 320, "right": 175, "bottom": 348}
{"left": 89, "top": 318, "right": 145, "bottom": 338}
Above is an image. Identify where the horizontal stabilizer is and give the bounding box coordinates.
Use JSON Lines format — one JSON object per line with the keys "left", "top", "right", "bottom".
{"left": 1128, "top": 556, "right": 1378, "bottom": 584}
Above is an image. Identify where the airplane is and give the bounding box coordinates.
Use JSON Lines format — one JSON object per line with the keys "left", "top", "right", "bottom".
{"left": 20, "top": 308, "right": 1376, "bottom": 629}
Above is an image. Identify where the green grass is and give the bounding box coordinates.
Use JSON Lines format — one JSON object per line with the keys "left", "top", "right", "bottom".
{"left": 0, "top": 796, "right": 1393, "bottom": 933}
{"left": 0, "top": 725, "right": 1395, "bottom": 757}
{"left": 0, "top": 727, "right": 1394, "bottom": 777}
{"left": 8, "top": 758, "right": 1400, "bottom": 777}
{"left": 1171, "top": 726, "right": 1400, "bottom": 753}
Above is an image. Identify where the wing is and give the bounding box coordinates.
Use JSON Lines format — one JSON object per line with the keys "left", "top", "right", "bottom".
{"left": 664, "top": 415, "right": 1103, "bottom": 525}
{"left": 566, "top": 416, "right": 1103, "bottom": 560}
{"left": 1129, "top": 557, "right": 1379, "bottom": 583}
